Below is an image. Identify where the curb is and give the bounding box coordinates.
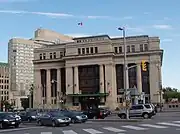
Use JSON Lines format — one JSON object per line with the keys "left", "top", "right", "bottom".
{"left": 88, "top": 119, "right": 142, "bottom": 122}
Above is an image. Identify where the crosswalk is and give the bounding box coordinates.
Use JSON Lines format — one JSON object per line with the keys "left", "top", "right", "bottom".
{"left": 6, "top": 120, "right": 180, "bottom": 134}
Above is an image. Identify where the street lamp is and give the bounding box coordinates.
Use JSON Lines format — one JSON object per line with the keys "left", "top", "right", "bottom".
{"left": 51, "top": 79, "right": 65, "bottom": 109}
{"left": 118, "top": 27, "right": 129, "bottom": 119}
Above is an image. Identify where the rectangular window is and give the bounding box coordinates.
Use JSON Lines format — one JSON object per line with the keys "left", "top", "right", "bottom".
{"left": 95, "top": 47, "right": 98, "bottom": 53}
{"left": 127, "top": 46, "right": 130, "bottom": 52}
{"left": 60, "top": 52, "right": 63, "bottom": 58}
{"left": 144, "top": 44, "right": 148, "bottom": 51}
{"left": 119, "top": 46, "right": 122, "bottom": 53}
{"left": 86, "top": 48, "right": 89, "bottom": 54}
{"left": 43, "top": 53, "right": 46, "bottom": 59}
{"left": 82, "top": 48, "right": 85, "bottom": 54}
{"left": 39, "top": 54, "right": 42, "bottom": 60}
{"left": 131, "top": 45, "right": 135, "bottom": 52}
{"left": 53, "top": 52, "right": 56, "bottom": 58}
{"left": 140, "top": 44, "right": 143, "bottom": 51}
{"left": 13, "top": 50, "right": 16, "bottom": 52}
{"left": 50, "top": 53, "right": 52, "bottom": 59}
{"left": 78, "top": 48, "right": 81, "bottom": 55}
{"left": 114, "top": 47, "right": 118, "bottom": 53}
{"left": 90, "top": 47, "right": 94, "bottom": 53}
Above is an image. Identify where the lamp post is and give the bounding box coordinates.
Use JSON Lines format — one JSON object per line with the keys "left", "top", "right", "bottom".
{"left": 118, "top": 27, "right": 129, "bottom": 119}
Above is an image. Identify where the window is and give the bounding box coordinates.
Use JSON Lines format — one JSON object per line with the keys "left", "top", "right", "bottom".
{"left": 78, "top": 48, "right": 81, "bottom": 55}
{"left": 82, "top": 48, "right": 85, "bottom": 54}
{"left": 144, "top": 44, "right": 148, "bottom": 51}
{"left": 144, "top": 104, "right": 151, "bottom": 109}
{"left": 131, "top": 45, "right": 135, "bottom": 52}
{"left": 13, "top": 50, "right": 16, "bottom": 52}
{"left": 53, "top": 52, "right": 56, "bottom": 58}
{"left": 127, "top": 46, "right": 130, "bottom": 52}
{"left": 43, "top": 53, "right": 46, "bottom": 59}
{"left": 114, "top": 47, "right": 118, "bottom": 53}
{"left": 95, "top": 47, "right": 98, "bottom": 53}
{"left": 50, "top": 53, "right": 52, "bottom": 59}
{"left": 119, "top": 46, "right": 122, "bottom": 53}
{"left": 90, "top": 47, "right": 93, "bottom": 53}
{"left": 60, "top": 52, "right": 63, "bottom": 58}
{"left": 86, "top": 48, "right": 89, "bottom": 54}
{"left": 140, "top": 44, "right": 143, "bottom": 51}
{"left": 39, "top": 54, "right": 42, "bottom": 60}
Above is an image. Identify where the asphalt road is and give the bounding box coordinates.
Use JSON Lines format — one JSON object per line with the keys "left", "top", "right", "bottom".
{"left": 1, "top": 112, "right": 180, "bottom": 134}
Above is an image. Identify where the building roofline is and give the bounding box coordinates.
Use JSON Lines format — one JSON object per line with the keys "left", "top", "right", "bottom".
{"left": 73, "top": 35, "right": 111, "bottom": 40}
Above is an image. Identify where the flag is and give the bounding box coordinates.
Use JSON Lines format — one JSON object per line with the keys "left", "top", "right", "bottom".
{"left": 118, "top": 27, "right": 124, "bottom": 30}
{"left": 78, "top": 22, "right": 83, "bottom": 26}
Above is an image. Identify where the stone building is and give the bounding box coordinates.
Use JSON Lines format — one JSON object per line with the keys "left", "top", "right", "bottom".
{"left": 33, "top": 35, "right": 163, "bottom": 110}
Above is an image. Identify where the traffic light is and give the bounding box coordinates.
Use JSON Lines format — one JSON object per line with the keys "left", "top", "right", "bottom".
{"left": 141, "top": 60, "right": 147, "bottom": 71}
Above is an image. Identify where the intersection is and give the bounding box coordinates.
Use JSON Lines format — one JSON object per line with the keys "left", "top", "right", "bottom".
{"left": 0, "top": 112, "right": 180, "bottom": 134}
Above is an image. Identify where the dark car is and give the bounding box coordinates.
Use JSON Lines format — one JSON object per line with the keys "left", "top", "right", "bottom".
{"left": 0, "top": 112, "right": 20, "bottom": 128}
{"left": 83, "top": 108, "right": 106, "bottom": 119}
{"left": 19, "top": 111, "right": 38, "bottom": 122}
{"left": 60, "top": 110, "right": 88, "bottom": 123}
{"left": 37, "top": 112, "right": 71, "bottom": 127}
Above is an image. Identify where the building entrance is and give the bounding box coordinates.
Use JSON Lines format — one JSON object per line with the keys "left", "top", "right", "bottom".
{"left": 80, "top": 97, "right": 100, "bottom": 110}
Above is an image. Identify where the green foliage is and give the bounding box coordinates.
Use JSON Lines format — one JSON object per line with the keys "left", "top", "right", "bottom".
{"left": 162, "top": 87, "right": 180, "bottom": 102}
{"left": 1, "top": 101, "right": 13, "bottom": 111}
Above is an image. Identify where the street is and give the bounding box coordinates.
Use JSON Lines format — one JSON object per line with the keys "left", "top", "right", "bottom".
{"left": 1, "top": 112, "right": 180, "bottom": 134}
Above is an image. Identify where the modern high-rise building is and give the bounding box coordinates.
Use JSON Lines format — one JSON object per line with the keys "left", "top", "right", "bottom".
{"left": 8, "top": 28, "right": 73, "bottom": 109}
{"left": 0, "top": 62, "right": 9, "bottom": 104}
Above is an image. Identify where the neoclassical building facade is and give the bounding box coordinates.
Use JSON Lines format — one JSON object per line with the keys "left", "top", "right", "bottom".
{"left": 33, "top": 35, "right": 163, "bottom": 110}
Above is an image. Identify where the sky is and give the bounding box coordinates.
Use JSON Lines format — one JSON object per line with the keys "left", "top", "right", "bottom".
{"left": 0, "top": 0, "right": 179, "bottom": 89}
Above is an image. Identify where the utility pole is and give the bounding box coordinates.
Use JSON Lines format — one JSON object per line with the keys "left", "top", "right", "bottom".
{"left": 118, "top": 27, "right": 129, "bottom": 119}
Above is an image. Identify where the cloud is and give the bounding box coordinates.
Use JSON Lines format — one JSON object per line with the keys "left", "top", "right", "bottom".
{"left": 67, "top": 33, "right": 91, "bottom": 38}
{"left": 0, "top": 10, "right": 132, "bottom": 20}
{"left": 126, "top": 26, "right": 145, "bottom": 33}
{"left": 152, "top": 24, "right": 172, "bottom": 30}
{"left": 161, "top": 39, "right": 173, "bottom": 42}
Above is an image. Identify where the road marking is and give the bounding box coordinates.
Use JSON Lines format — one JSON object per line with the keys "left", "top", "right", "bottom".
{"left": 83, "top": 128, "right": 103, "bottom": 134}
{"left": 157, "top": 122, "right": 180, "bottom": 127}
{"left": 140, "top": 124, "right": 168, "bottom": 128}
{"left": 173, "top": 121, "right": 180, "bottom": 123}
{"left": 0, "top": 127, "right": 42, "bottom": 133}
{"left": 63, "top": 130, "right": 78, "bottom": 134}
{"left": 41, "top": 132, "right": 52, "bottom": 134}
{"left": 122, "top": 125, "right": 148, "bottom": 130}
{"left": 103, "top": 127, "right": 126, "bottom": 132}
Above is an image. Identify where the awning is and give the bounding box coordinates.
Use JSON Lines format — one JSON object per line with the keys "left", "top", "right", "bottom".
{"left": 67, "top": 93, "right": 109, "bottom": 97}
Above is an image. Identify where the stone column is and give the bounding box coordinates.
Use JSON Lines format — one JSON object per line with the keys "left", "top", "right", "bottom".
{"left": 66, "top": 67, "right": 73, "bottom": 107}
{"left": 99, "top": 64, "right": 104, "bottom": 94}
{"left": 46, "top": 69, "right": 51, "bottom": 108}
{"left": 74, "top": 66, "right": 79, "bottom": 94}
{"left": 34, "top": 69, "right": 41, "bottom": 108}
{"left": 105, "top": 63, "right": 117, "bottom": 110}
{"left": 136, "top": 64, "right": 142, "bottom": 93}
{"left": 56, "top": 68, "right": 61, "bottom": 108}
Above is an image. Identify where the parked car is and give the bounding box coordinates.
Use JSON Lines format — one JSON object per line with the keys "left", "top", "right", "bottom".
{"left": 83, "top": 108, "right": 107, "bottom": 119}
{"left": 60, "top": 110, "right": 88, "bottom": 123}
{"left": 19, "top": 111, "right": 38, "bottom": 122}
{"left": 37, "top": 112, "right": 71, "bottom": 127}
{"left": 0, "top": 112, "right": 21, "bottom": 128}
{"left": 118, "top": 104, "right": 155, "bottom": 119}
{"left": 8, "top": 112, "right": 21, "bottom": 123}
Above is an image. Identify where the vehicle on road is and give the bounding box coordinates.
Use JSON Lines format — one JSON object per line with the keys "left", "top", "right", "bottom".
{"left": 19, "top": 111, "right": 38, "bottom": 122}
{"left": 83, "top": 108, "right": 107, "bottom": 119}
{"left": 118, "top": 104, "right": 155, "bottom": 119}
{"left": 60, "top": 110, "right": 88, "bottom": 123}
{"left": 37, "top": 112, "right": 71, "bottom": 127}
{"left": 0, "top": 112, "right": 21, "bottom": 129}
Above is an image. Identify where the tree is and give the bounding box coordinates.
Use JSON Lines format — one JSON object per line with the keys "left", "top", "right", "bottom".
{"left": 20, "top": 98, "right": 29, "bottom": 110}
{"left": 162, "top": 87, "right": 180, "bottom": 102}
{"left": 0, "top": 101, "right": 13, "bottom": 111}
